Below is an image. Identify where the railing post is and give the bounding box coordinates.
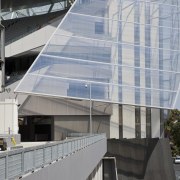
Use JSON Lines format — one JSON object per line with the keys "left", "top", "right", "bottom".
{"left": 71, "top": 140, "right": 72, "bottom": 154}
{"left": 21, "top": 151, "right": 24, "bottom": 175}
{"left": 33, "top": 149, "right": 36, "bottom": 170}
{"left": 51, "top": 146, "right": 52, "bottom": 162}
{"left": 5, "top": 154, "right": 8, "bottom": 179}
{"left": 62, "top": 142, "right": 64, "bottom": 158}
{"left": 43, "top": 146, "right": 45, "bottom": 166}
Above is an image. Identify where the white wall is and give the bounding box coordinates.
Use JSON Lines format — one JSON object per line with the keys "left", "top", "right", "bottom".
{"left": 0, "top": 99, "right": 18, "bottom": 134}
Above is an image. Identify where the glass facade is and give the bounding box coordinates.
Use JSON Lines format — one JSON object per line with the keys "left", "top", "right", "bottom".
{"left": 15, "top": 0, "right": 180, "bottom": 109}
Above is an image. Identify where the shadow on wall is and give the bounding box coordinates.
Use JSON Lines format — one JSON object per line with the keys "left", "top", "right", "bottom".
{"left": 106, "top": 138, "right": 176, "bottom": 180}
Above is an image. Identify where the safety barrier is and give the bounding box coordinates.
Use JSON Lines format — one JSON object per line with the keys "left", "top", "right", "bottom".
{"left": 0, "top": 133, "right": 106, "bottom": 180}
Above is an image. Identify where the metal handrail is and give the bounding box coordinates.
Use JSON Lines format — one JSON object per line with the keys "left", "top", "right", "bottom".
{"left": 0, "top": 133, "right": 106, "bottom": 180}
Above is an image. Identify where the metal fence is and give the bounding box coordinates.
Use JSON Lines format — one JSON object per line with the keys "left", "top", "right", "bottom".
{"left": 0, "top": 134, "right": 106, "bottom": 180}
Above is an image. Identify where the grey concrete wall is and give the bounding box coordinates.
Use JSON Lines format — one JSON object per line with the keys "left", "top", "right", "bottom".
{"left": 106, "top": 138, "right": 176, "bottom": 180}
{"left": 5, "top": 13, "right": 64, "bottom": 57}
{"left": 22, "top": 138, "right": 107, "bottom": 180}
{"left": 18, "top": 95, "right": 164, "bottom": 140}
{"left": 19, "top": 96, "right": 112, "bottom": 116}
{"left": 103, "top": 158, "right": 117, "bottom": 180}
{"left": 54, "top": 115, "right": 110, "bottom": 140}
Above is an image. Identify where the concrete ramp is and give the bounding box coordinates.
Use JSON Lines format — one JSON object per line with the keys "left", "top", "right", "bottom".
{"left": 0, "top": 134, "right": 106, "bottom": 180}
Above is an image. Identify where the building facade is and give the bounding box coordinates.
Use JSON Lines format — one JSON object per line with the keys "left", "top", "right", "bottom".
{"left": 15, "top": 0, "right": 180, "bottom": 139}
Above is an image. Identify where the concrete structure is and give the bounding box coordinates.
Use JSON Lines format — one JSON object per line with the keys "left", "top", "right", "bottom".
{"left": 107, "top": 138, "right": 176, "bottom": 180}
{"left": 0, "top": 134, "right": 106, "bottom": 180}
{"left": 0, "top": 99, "right": 18, "bottom": 134}
{"left": 14, "top": 0, "right": 178, "bottom": 140}
{"left": 23, "top": 137, "right": 106, "bottom": 180}
{"left": 1, "top": 0, "right": 70, "bottom": 21}
{"left": 0, "top": 0, "right": 179, "bottom": 179}
{"left": 0, "top": 99, "right": 20, "bottom": 149}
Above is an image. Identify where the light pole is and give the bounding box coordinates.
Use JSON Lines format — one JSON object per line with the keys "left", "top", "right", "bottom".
{"left": 85, "top": 83, "right": 92, "bottom": 134}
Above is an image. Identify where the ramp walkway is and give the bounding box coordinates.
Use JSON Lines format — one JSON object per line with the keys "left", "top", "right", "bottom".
{"left": 0, "top": 134, "right": 107, "bottom": 180}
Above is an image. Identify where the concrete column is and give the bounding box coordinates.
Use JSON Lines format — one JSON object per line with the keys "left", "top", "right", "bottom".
{"left": 0, "top": 70, "right": 2, "bottom": 92}
{"left": 0, "top": 26, "right": 5, "bottom": 92}
{"left": 110, "top": 104, "right": 119, "bottom": 138}
{"left": 141, "top": 107, "right": 146, "bottom": 138}
{"left": 109, "top": 1, "right": 120, "bottom": 139}
{"left": 151, "top": 108, "right": 160, "bottom": 138}
{"left": 123, "top": 105, "right": 135, "bottom": 138}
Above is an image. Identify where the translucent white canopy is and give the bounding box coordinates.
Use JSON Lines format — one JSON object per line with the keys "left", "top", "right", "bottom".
{"left": 15, "top": 0, "right": 180, "bottom": 109}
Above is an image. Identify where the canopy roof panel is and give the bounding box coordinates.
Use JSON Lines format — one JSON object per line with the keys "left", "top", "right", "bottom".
{"left": 15, "top": 0, "right": 180, "bottom": 109}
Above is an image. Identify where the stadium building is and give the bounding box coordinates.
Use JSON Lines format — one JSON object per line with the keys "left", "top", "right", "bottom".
{"left": 0, "top": 0, "right": 179, "bottom": 179}
{"left": 14, "top": 0, "right": 180, "bottom": 140}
